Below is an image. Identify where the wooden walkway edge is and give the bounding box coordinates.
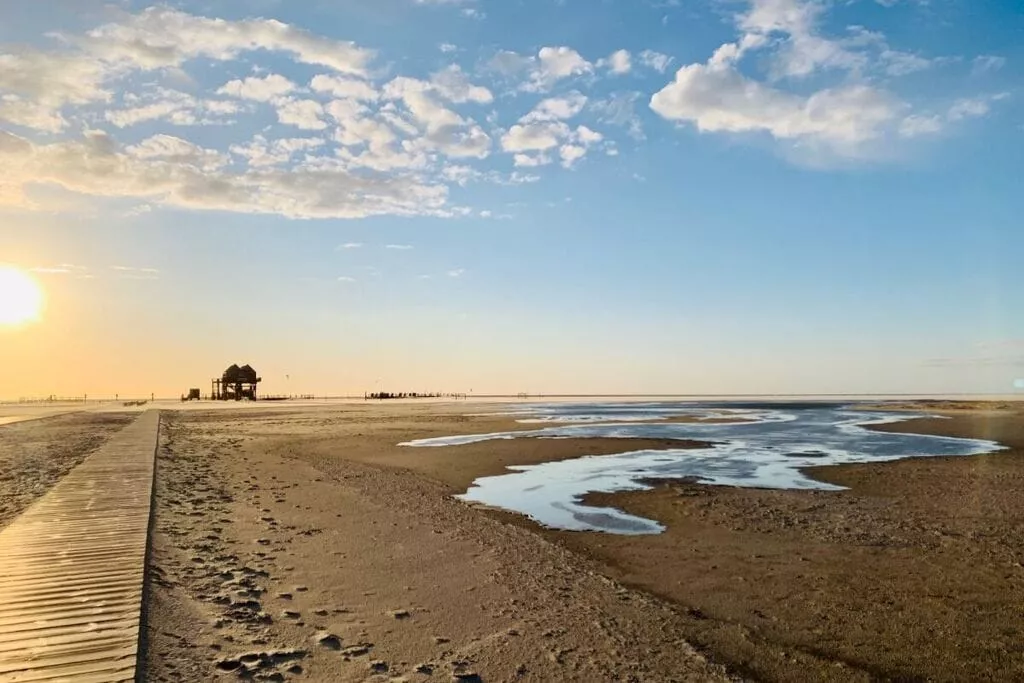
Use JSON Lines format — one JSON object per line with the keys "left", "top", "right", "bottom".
{"left": 0, "top": 410, "right": 160, "bottom": 682}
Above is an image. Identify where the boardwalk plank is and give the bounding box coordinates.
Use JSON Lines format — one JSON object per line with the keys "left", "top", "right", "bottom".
{"left": 0, "top": 411, "right": 159, "bottom": 683}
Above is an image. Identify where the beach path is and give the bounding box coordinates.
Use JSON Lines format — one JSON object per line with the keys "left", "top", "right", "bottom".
{"left": 0, "top": 410, "right": 159, "bottom": 682}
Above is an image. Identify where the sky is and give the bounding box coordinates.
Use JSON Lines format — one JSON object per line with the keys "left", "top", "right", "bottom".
{"left": 0, "top": 0, "right": 1022, "bottom": 398}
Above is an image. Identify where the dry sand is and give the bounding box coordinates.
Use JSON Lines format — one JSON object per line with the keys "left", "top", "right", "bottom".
{"left": 137, "top": 400, "right": 1024, "bottom": 682}
{"left": 6, "top": 400, "right": 1021, "bottom": 681}
{"left": 142, "top": 406, "right": 728, "bottom": 682}
{"left": 0, "top": 411, "right": 134, "bottom": 529}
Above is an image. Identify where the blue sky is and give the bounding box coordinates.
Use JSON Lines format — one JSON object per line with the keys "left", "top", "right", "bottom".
{"left": 0, "top": 0, "right": 1022, "bottom": 397}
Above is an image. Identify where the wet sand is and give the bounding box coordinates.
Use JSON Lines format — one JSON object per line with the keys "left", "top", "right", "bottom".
{"left": 8, "top": 400, "right": 1020, "bottom": 680}
{"left": 139, "top": 401, "right": 1024, "bottom": 682}
{"left": 142, "top": 406, "right": 728, "bottom": 682}
{"left": 541, "top": 405, "right": 1024, "bottom": 681}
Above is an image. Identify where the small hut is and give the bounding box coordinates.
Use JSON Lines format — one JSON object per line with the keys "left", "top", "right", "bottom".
{"left": 212, "top": 363, "right": 262, "bottom": 400}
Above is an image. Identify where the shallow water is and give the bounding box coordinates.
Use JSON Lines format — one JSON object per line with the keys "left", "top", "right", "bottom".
{"left": 401, "top": 402, "right": 1005, "bottom": 535}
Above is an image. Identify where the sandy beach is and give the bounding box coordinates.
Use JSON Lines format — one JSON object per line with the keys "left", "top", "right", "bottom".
{"left": 0, "top": 411, "right": 133, "bottom": 529}
{"left": 2, "top": 400, "right": 1022, "bottom": 681}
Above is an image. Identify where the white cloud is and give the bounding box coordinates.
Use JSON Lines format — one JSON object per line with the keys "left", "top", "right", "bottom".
{"left": 599, "top": 49, "right": 632, "bottom": 75}
{"left": 105, "top": 89, "right": 240, "bottom": 127}
{"left": 559, "top": 144, "right": 586, "bottom": 167}
{"left": 126, "top": 134, "right": 227, "bottom": 171}
{"left": 591, "top": 92, "right": 645, "bottom": 140}
{"left": 111, "top": 265, "right": 159, "bottom": 273}
{"left": 0, "top": 129, "right": 452, "bottom": 219}
{"left": 502, "top": 116, "right": 603, "bottom": 168}
{"left": 447, "top": 268, "right": 465, "bottom": 277}
{"left": 639, "top": 50, "right": 673, "bottom": 73}
{"left": 0, "top": 7, "right": 375, "bottom": 131}
{"left": 230, "top": 135, "right": 325, "bottom": 167}
{"left": 337, "top": 242, "right": 363, "bottom": 249}
{"left": 898, "top": 93, "right": 1007, "bottom": 138}
{"left": 879, "top": 49, "right": 933, "bottom": 76}
{"left": 274, "top": 98, "right": 328, "bottom": 130}
{"left": 513, "top": 152, "right": 551, "bottom": 167}
{"left": 650, "top": 56, "right": 900, "bottom": 156}
{"left": 520, "top": 92, "right": 588, "bottom": 123}
{"left": 385, "top": 244, "right": 414, "bottom": 250}
{"left": 0, "top": 49, "right": 110, "bottom": 131}
{"left": 575, "top": 125, "right": 603, "bottom": 145}
{"left": 217, "top": 74, "right": 296, "bottom": 102}
{"left": 337, "top": 276, "right": 356, "bottom": 282}
{"left": 110, "top": 265, "right": 160, "bottom": 280}
{"left": 382, "top": 76, "right": 492, "bottom": 159}
{"left": 524, "top": 47, "right": 593, "bottom": 92}
{"left": 644, "top": 0, "right": 991, "bottom": 162}
{"left": 76, "top": 7, "right": 374, "bottom": 76}
{"left": 487, "top": 50, "right": 534, "bottom": 77}
{"left": 898, "top": 114, "right": 942, "bottom": 138}
{"left": 429, "top": 65, "right": 493, "bottom": 104}
{"left": 439, "top": 43, "right": 458, "bottom": 53}
{"left": 947, "top": 97, "right": 992, "bottom": 122}
{"left": 501, "top": 121, "right": 571, "bottom": 152}
{"left": 0, "top": 95, "right": 68, "bottom": 133}
{"left": 972, "top": 55, "right": 1006, "bottom": 75}
{"left": 310, "top": 74, "right": 379, "bottom": 101}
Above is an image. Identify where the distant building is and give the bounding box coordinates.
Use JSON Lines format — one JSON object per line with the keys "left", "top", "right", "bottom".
{"left": 212, "top": 363, "right": 261, "bottom": 400}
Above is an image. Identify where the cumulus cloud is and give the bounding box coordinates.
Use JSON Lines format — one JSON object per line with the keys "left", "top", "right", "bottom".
{"left": 484, "top": 47, "right": 594, "bottom": 91}
{"left": 648, "top": 0, "right": 1000, "bottom": 162}
{"left": 274, "top": 98, "right": 328, "bottom": 130}
{"left": 429, "top": 65, "right": 493, "bottom": 104}
{"left": 74, "top": 7, "right": 373, "bottom": 75}
{"left": 0, "top": 50, "right": 111, "bottom": 130}
{"left": 382, "top": 74, "right": 492, "bottom": 159}
{"left": 105, "top": 88, "right": 241, "bottom": 127}
{"left": 651, "top": 56, "right": 900, "bottom": 156}
{"left": 309, "top": 75, "right": 379, "bottom": 101}
{"left": 522, "top": 47, "right": 594, "bottom": 92}
{"left": 599, "top": 49, "right": 632, "bottom": 75}
{"left": 501, "top": 122, "right": 572, "bottom": 153}
{"left": 0, "top": 8, "right": 373, "bottom": 132}
{"left": 217, "top": 74, "right": 296, "bottom": 101}
{"left": 502, "top": 112, "right": 603, "bottom": 168}
{"left": 229, "top": 135, "right": 325, "bottom": 167}
{"left": 520, "top": 92, "right": 588, "bottom": 123}
{"left": 0, "top": 129, "right": 450, "bottom": 219}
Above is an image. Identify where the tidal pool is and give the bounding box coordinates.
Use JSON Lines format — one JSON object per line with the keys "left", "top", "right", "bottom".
{"left": 402, "top": 402, "right": 1004, "bottom": 534}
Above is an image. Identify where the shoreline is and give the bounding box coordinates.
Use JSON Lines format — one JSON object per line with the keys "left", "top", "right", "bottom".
{"left": 5, "top": 399, "right": 1021, "bottom": 680}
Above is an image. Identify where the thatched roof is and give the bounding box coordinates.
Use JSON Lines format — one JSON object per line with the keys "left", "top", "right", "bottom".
{"left": 222, "top": 364, "right": 242, "bottom": 382}
{"left": 222, "top": 363, "right": 259, "bottom": 383}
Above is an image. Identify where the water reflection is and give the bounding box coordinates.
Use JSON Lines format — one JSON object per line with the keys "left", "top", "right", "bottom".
{"left": 402, "top": 402, "right": 1004, "bottom": 535}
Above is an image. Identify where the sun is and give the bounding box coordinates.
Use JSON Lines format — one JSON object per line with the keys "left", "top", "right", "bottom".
{"left": 0, "top": 267, "right": 43, "bottom": 326}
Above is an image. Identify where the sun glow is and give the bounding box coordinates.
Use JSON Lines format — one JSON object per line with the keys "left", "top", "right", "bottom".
{"left": 0, "top": 267, "right": 43, "bottom": 326}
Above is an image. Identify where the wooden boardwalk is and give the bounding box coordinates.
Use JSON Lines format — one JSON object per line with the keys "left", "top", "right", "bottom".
{"left": 0, "top": 411, "right": 160, "bottom": 682}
